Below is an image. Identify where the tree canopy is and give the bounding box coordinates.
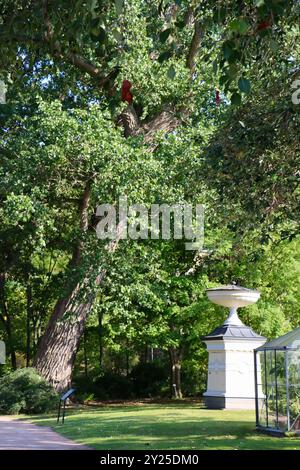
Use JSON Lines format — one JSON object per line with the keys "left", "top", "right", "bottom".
{"left": 0, "top": 0, "right": 299, "bottom": 397}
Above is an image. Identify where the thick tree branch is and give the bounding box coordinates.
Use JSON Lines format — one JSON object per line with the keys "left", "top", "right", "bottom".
{"left": 117, "top": 104, "right": 140, "bottom": 137}
{"left": 142, "top": 107, "right": 180, "bottom": 143}
{"left": 118, "top": 103, "right": 180, "bottom": 145}
{"left": 72, "top": 182, "right": 91, "bottom": 266}
{"left": 64, "top": 53, "right": 110, "bottom": 85}
{"left": 42, "top": 0, "right": 53, "bottom": 41}
{"left": 186, "top": 20, "right": 202, "bottom": 72}
{"left": 42, "top": 0, "right": 116, "bottom": 87}
{"left": 184, "top": 6, "right": 194, "bottom": 27}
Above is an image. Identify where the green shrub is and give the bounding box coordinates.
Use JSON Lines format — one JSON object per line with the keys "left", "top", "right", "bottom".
{"left": 72, "top": 375, "right": 98, "bottom": 402}
{"left": 0, "top": 364, "right": 13, "bottom": 378}
{"left": 93, "top": 371, "right": 134, "bottom": 400}
{"left": 0, "top": 368, "right": 59, "bottom": 414}
{"left": 181, "top": 357, "right": 207, "bottom": 397}
{"left": 130, "top": 361, "right": 169, "bottom": 398}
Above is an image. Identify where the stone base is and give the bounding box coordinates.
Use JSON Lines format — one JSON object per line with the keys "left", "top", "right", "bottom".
{"left": 204, "top": 395, "right": 256, "bottom": 410}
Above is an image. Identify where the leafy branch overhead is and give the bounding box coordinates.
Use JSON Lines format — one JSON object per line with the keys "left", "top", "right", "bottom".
{"left": 0, "top": 0, "right": 298, "bottom": 108}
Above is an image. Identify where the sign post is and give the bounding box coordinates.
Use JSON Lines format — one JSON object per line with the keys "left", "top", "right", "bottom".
{"left": 57, "top": 388, "right": 76, "bottom": 424}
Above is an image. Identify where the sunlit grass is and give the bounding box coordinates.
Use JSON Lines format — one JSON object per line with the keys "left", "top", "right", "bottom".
{"left": 24, "top": 404, "right": 300, "bottom": 450}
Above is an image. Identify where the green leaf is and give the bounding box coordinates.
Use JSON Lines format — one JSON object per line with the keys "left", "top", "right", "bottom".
{"left": 231, "top": 92, "right": 242, "bottom": 105}
{"left": 269, "top": 39, "right": 279, "bottom": 52}
{"left": 229, "top": 19, "right": 240, "bottom": 31}
{"left": 90, "top": 18, "right": 99, "bottom": 28}
{"left": 213, "top": 7, "right": 226, "bottom": 23}
{"left": 90, "top": 26, "right": 106, "bottom": 43}
{"left": 167, "top": 65, "right": 176, "bottom": 80}
{"left": 219, "top": 74, "right": 230, "bottom": 86}
{"left": 112, "top": 29, "right": 123, "bottom": 42}
{"left": 95, "top": 45, "right": 106, "bottom": 57}
{"left": 213, "top": 60, "right": 218, "bottom": 75}
{"left": 229, "top": 19, "right": 249, "bottom": 35}
{"left": 115, "top": 0, "right": 124, "bottom": 16}
{"left": 228, "top": 64, "right": 238, "bottom": 78}
{"left": 222, "top": 41, "right": 234, "bottom": 60}
{"left": 175, "top": 21, "right": 185, "bottom": 30}
{"left": 89, "top": 0, "right": 98, "bottom": 15}
{"left": 159, "top": 28, "right": 171, "bottom": 43}
{"left": 158, "top": 51, "right": 172, "bottom": 63}
{"left": 238, "top": 77, "right": 251, "bottom": 94}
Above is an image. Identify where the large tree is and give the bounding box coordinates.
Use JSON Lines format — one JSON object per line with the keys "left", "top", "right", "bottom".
{"left": 0, "top": 0, "right": 298, "bottom": 389}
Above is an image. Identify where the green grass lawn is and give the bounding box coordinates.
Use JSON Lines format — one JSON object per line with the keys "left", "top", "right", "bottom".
{"left": 25, "top": 403, "right": 300, "bottom": 450}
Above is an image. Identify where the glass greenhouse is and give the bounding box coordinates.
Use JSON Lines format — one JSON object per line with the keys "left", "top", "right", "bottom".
{"left": 254, "top": 327, "right": 300, "bottom": 435}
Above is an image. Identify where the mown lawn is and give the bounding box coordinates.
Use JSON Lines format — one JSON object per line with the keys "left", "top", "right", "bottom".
{"left": 25, "top": 404, "right": 300, "bottom": 450}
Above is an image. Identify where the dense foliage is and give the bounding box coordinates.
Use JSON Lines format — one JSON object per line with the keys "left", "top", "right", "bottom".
{"left": 0, "top": 1, "right": 299, "bottom": 399}
{"left": 0, "top": 368, "right": 58, "bottom": 414}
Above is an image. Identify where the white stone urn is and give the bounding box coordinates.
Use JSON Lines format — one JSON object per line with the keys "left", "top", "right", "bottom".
{"left": 206, "top": 285, "right": 260, "bottom": 326}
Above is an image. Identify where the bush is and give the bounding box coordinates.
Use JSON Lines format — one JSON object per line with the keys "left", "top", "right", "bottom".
{"left": 0, "top": 368, "right": 59, "bottom": 414}
{"left": 73, "top": 371, "right": 134, "bottom": 401}
{"left": 130, "top": 361, "right": 169, "bottom": 398}
{"left": 72, "top": 375, "right": 98, "bottom": 402}
{"left": 181, "top": 357, "right": 207, "bottom": 397}
{"left": 93, "top": 371, "right": 134, "bottom": 400}
{"left": 0, "top": 364, "right": 13, "bottom": 378}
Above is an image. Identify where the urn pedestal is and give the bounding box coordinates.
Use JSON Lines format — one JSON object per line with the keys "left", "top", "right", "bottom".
{"left": 203, "top": 285, "right": 266, "bottom": 410}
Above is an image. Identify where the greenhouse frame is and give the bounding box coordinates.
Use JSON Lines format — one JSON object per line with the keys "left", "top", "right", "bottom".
{"left": 254, "top": 327, "right": 300, "bottom": 435}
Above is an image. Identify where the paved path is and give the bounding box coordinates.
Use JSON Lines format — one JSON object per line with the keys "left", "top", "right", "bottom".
{"left": 0, "top": 416, "right": 90, "bottom": 450}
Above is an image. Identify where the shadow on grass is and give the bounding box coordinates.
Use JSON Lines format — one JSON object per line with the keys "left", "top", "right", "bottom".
{"left": 23, "top": 405, "right": 300, "bottom": 450}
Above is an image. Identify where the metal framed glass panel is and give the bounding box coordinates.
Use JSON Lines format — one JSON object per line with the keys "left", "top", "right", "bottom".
{"left": 255, "top": 346, "right": 300, "bottom": 434}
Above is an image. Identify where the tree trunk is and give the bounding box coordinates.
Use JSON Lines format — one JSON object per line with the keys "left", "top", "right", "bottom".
{"left": 33, "top": 183, "right": 93, "bottom": 390}
{"left": 98, "top": 309, "right": 104, "bottom": 367}
{"left": 0, "top": 273, "right": 17, "bottom": 369}
{"left": 169, "top": 347, "right": 183, "bottom": 399}
{"left": 26, "top": 284, "right": 33, "bottom": 367}
{"left": 33, "top": 182, "right": 125, "bottom": 390}
{"left": 5, "top": 313, "right": 17, "bottom": 370}
{"left": 125, "top": 339, "right": 130, "bottom": 376}
{"left": 32, "top": 311, "right": 41, "bottom": 356}
{"left": 34, "top": 288, "right": 94, "bottom": 390}
{"left": 83, "top": 328, "right": 88, "bottom": 378}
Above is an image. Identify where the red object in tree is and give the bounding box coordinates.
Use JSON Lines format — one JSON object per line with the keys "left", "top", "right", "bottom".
{"left": 256, "top": 20, "right": 271, "bottom": 31}
{"left": 216, "top": 89, "right": 221, "bottom": 106}
{"left": 121, "top": 80, "right": 133, "bottom": 103}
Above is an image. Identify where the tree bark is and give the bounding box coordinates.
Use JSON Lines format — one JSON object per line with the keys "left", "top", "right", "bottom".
{"left": 83, "top": 328, "right": 88, "bottom": 378}
{"left": 98, "top": 309, "right": 104, "bottom": 367}
{"left": 186, "top": 21, "right": 202, "bottom": 72}
{"left": 169, "top": 347, "right": 183, "bottom": 399}
{"left": 33, "top": 281, "right": 94, "bottom": 390}
{"left": 33, "top": 183, "right": 126, "bottom": 390}
{"left": 0, "top": 273, "right": 17, "bottom": 369}
{"left": 26, "top": 283, "right": 33, "bottom": 367}
{"left": 6, "top": 314, "right": 17, "bottom": 370}
{"left": 33, "top": 183, "right": 93, "bottom": 390}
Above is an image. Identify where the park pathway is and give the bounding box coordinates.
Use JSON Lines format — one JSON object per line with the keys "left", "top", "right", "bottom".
{"left": 0, "top": 416, "right": 90, "bottom": 450}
